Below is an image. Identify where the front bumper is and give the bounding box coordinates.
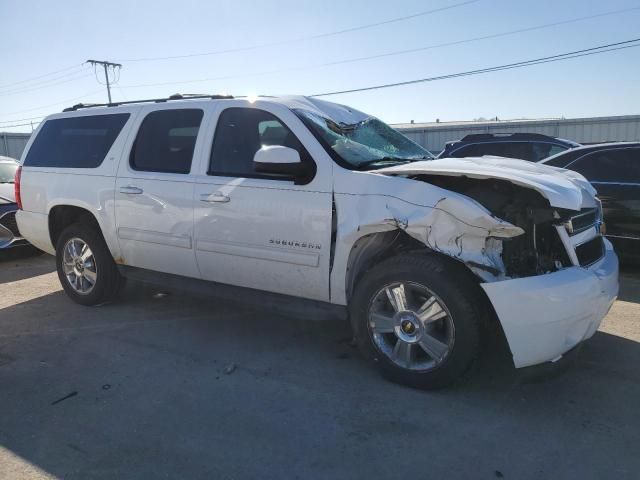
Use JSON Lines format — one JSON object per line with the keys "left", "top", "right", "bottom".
{"left": 481, "top": 238, "right": 618, "bottom": 368}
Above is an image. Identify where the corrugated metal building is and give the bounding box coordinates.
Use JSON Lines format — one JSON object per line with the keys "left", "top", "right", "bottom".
{"left": 0, "top": 132, "right": 30, "bottom": 160}
{"left": 3, "top": 115, "right": 640, "bottom": 159}
{"left": 393, "top": 114, "right": 640, "bottom": 153}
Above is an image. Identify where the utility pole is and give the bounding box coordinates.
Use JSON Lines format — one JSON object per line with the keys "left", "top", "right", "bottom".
{"left": 86, "top": 59, "right": 122, "bottom": 103}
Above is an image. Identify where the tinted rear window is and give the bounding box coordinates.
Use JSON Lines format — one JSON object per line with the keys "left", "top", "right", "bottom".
{"left": 130, "top": 109, "right": 203, "bottom": 174}
{"left": 570, "top": 148, "right": 640, "bottom": 183}
{"left": 24, "top": 114, "right": 129, "bottom": 168}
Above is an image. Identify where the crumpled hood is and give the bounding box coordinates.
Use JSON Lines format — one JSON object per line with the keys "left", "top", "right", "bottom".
{"left": 376, "top": 156, "right": 597, "bottom": 211}
{"left": 0, "top": 183, "right": 15, "bottom": 204}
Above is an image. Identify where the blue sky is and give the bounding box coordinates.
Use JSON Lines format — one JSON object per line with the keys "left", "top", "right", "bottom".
{"left": 1, "top": 0, "right": 639, "bottom": 131}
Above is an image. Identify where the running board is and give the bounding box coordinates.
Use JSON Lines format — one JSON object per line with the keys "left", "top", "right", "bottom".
{"left": 118, "top": 265, "right": 348, "bottom": 323}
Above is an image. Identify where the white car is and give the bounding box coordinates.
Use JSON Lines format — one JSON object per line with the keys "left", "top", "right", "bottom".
{"left": 16, "top": 95, "right": 618, "bottom": 389}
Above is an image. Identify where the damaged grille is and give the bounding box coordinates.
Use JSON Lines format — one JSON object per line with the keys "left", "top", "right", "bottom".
{"left": 575, "top": 236, "right": 605, "bottom": 267}
{"left": 0, "top": 211, "right": 20, "bottom": 237}
{"left": 556, "top": 205, "right": 605, "bottom": 267}
{"left": 565, "top": 208, "right": 599, "bottom": 235}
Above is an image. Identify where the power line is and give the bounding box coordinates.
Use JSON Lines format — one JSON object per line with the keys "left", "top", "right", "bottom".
{"left": 0, "top": 73, "right": 93, "bottom": 97}
{"left": 0, "top": 67, "right": 91, "bottom": 93}
{"left": 122, "top": 0, "right": 481, "bottom": 62}
{"left": 119, "top": 6, "right": 640, "bottom": 90}
{"left": 310, "top": 6, "right": 640, "bottom": 69}
{"left": 0, "top": 115, "right": 45, "bottom": 125}
{"left": 0, "top": 121, "right": 41, "bottom": 130}
{"left": 0, "top": 64, "right": 83, "bottom": 89}
{"left": 0, "top": 89, "right": 104, "bottom": 117}
{"left": 311, "top": 38, "right": 640, "bottom": 97}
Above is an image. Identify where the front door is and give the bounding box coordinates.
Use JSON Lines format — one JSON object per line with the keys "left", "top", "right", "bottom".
{"left": 192, "top": 102, "right": 333, "bottom": 301}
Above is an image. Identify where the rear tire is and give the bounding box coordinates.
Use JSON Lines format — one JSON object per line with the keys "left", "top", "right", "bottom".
{"left": 350, "top": 254, "right": 482, "bottom": 389}
{"left": 55, "top": 223, "right": 123, "bottom": 306}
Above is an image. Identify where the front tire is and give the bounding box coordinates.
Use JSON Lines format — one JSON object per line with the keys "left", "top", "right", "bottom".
{"left": 350, "top": 254, "right": 482, "bottom": 389}
{"left": 55, "top": 223, "right": 123, "bottom": 306}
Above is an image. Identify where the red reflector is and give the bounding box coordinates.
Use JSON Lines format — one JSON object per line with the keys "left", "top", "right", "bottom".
{"left": 14, "top": 166, "right": 22, "bottom": 210}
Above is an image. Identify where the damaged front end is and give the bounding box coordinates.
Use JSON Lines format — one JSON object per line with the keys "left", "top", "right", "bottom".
{"left": 372, "top": 156, "right": 606, "bottom": 282}
{"left": 365, "top": 168, "right": 615, "bottom": 369}
{"left": 413, "top": 174, "right": 598, "bottom": 280}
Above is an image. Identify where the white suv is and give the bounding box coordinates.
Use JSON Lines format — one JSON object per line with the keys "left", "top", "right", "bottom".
{"left": 16, "top": 95, "right": 618, "bottom": 388}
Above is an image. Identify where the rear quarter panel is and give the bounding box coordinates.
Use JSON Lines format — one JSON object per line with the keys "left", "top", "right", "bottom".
{"left": 18, "top": 109, "right": 140, "bottom": 258}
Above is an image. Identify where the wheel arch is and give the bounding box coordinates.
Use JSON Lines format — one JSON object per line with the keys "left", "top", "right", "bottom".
{"left": 341, "top": 229, "right": 510, "bottom": 357}
{"left": 343, "top": 230, "right": 487, "bottom": 304}
{"left": 48, "top": 203, "right": 122, "bottom": 262}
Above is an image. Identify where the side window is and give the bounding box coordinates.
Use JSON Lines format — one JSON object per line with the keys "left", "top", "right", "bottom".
{"left": 546, "top": 144, "right": 568, "bottom": 158}
{"left": 570, "top": 149, "right": 640, "bottom": 183}
{"left": 130, "top": 109, "right": 203, "bottom": 174}
{"left": 24, "top": 113, "right": 129, "bottom": 168}
{"left": 209, "top": 107, "right": 311, "bottom": 179}
{"left": 449, "top": 144, "right": 484, "bottom": 158}
{"left": 543, "top": 149, "right": 583, "bottom": 168}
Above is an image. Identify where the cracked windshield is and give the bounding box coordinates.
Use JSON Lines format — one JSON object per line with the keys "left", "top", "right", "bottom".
{"left": 296, "top": 109, "right": 433, "bottom": 169}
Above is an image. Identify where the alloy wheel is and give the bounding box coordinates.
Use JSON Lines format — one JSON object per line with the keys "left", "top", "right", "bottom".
{"left": 62, "top": 237, "right": 98, "bottom": 295}
{"left": 367, "top": 282, "right": 455, "bottom": 371}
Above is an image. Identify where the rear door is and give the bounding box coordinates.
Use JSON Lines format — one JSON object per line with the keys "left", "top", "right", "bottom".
{"left": 114, "top": 106, "right": 206, "bottom": 277}
{"left": 192, "top": 102, "right": 333, "bottom": 301}
{"left": 567, "top": 147, "right": 640, "bottom": 249}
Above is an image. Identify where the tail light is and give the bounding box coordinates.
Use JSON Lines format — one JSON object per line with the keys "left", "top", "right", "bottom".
{"left": 14, "top": 166, "right": 22, "bottom": 210}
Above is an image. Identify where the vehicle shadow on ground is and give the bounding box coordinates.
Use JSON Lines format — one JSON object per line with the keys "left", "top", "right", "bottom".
{"left": 0, "top": 248, "right": 51, "bottom": 284}
{"left": 0, "top": 266, "right": 638, "bottom": 478}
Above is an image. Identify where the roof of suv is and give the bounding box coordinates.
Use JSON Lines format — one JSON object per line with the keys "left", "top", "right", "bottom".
{"left": 443, "top": 132, "right": 580, "bottom": 149}
{"left": 436, "top": 132, "right": 581, "bottom": 160}
{"left": 49, "top": 94, "right": 371, "bottom": 128}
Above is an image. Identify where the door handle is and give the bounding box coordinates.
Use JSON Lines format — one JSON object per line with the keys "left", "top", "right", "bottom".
{"left": 200, "top": 192, "right": 230, "bottom": 203}
{"left": 120, "top": 186, "right": 143, "bottom": 195}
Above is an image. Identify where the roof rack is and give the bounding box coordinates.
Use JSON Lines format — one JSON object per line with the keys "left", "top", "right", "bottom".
{"left": 63, "top": 93, "right": 234, "bottom": 112}
{"left": 460, "top": 132, "right": 559, "bottom": 142}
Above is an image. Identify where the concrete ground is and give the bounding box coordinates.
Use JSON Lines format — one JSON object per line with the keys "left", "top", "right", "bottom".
{"left": 0, "top": 253, "right": 638, "bottom": 480}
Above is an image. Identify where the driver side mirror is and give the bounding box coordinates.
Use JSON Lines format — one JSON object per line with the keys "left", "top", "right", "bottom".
{"left": 253, "top": 145, "right": 309, "bottom": 179}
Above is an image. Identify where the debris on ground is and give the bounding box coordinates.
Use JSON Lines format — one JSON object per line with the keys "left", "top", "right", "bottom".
{"left": 224, "top": 363, "right": 237, "bottom": 375}
{"left": 51, "top": 391, "right": 78, "bottom": 405}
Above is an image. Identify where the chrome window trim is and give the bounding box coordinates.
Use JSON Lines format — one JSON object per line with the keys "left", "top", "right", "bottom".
{"left": 590, "top": 181, "right": 640, "bottom": 186}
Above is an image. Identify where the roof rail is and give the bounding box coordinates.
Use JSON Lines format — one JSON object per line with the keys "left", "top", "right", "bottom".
{"left": 63, "top": 93, "right": 234, "bottom": 112}
{"left": 460, "top": 132, "right": 559, "bottom": 142}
